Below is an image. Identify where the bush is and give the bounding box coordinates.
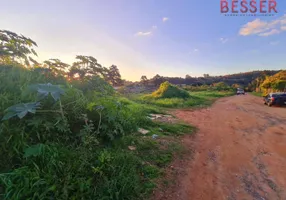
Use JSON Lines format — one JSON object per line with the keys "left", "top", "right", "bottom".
{"left": 149, "top": 81, "right": 190, "bottom": 99}
{"left": 260, "top": 70, "right": 286, "bottom": 94}
{"left": 183, "top": 82, "right": 234, "bottom": 92}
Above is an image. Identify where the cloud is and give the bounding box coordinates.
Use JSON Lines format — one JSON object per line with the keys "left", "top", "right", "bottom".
{"left": 239, "top": 14, "right": 286, "bottom": 36}
{"left": 258, "top": 29, "right": 280, "bottom": 36}
{"left": 162, "top": 17, "right": 169, "bottom": 22}
{"left": 194, "top": 49, "right": 199, "bottom": 52}
{"left": 135, "top": 25, "right": 158, "bottom": 37}
{"left": 220, "top": 37, "right": 228, "bottom": 43}
{"left": 135, "top": 31, "right": 152, "bottom": 36}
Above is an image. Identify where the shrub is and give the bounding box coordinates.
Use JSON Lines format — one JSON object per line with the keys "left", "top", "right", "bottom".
{"left": 260, "top": 70, "right": 286, "bottom": 94}
{"left": 150, "top": 81, "right": 190, "bottom": 99}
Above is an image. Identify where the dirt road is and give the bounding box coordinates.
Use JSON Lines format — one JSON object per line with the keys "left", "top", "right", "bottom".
{"left": 153, "top": 94, "right": 286, "bottom": 200}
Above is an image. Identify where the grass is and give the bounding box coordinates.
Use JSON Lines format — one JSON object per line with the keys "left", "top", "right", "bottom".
{"left": 131, "top": 90, "right": 234, "bottom": 108}
{"left": 251, "top": 92, "right": 263, "bottom": 97}
{"left": 142, "top": 121, "right": 196, "bottom": 137}
{"left": 150, "top": 81, "right": 190, "bottom": 99}
{"left": 110, "top": 121, "right": 196, "bottom": 198}
{"left": 0, "top": 104, "right": 195, "bottom": 200}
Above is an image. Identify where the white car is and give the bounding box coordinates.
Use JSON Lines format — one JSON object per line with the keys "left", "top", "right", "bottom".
{"left": 236, "top": 88, "right": 245, "bottom": 95}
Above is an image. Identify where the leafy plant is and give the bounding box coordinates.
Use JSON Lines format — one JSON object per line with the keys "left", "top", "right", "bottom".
{"left": 24, "top": 143, "right": 46, "bottom": 158}
{"left": 29, "top": 83, "right": 65, "bottom": 101}
{"left": 2, "top": 83, "right": 65, "bottom": 121}
{"left": 2, "top": 102, "right": 40, "bottom": 120}
{"left": 0, "top": 30, "right": 38, "bottom": 66}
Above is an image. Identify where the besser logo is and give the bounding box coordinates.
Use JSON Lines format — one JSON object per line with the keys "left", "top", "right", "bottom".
{"left": 221, "top": 0, "right": 278, "bottom": 15}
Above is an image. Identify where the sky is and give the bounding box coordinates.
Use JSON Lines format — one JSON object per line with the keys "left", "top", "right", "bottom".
{"left": 1, "top": 0, "right": 286, "bottom": 81}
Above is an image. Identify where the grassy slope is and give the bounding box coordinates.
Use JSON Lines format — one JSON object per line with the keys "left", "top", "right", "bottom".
{"left": 131, "top": 90, "right": 234, "bottom": 108}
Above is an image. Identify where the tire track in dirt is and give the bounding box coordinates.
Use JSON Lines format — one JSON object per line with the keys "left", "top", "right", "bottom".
{"left": 152, "top": 95, "right": 286, "bottom": 200}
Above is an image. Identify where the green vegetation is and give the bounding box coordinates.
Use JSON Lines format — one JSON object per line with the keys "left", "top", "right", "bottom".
{"left": 0, "top": 64, "right": 197, "bottom": 200}
{"left": 183, "top": 81, "right": 235, "bottom": 92}
{"left": 251, "top": 92, "right": 263, "bottom": 97}
{"left": 149, "top": 81, "right": 190, "bottom": 99}
{"left": 248, "top": 70, "right": 286, "bottom": 94}
{"left": 146, "top": 122, "right": 196, "bottom": 137}
{"left": 139, "top": 91, "right": 233, "bottom": 108}
{"left": 260, "top": 70, "right": 286, "bottom": 95}
{"left": 132, "top": 82, "right": 234, "bottom": 108}
{"left": 0, "top": 30, "right": 198, "bottom": 200}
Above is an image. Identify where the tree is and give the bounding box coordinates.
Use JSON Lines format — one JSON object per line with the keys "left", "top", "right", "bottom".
{"left": 0, "top": 30, "right": 38, "bottom": 66}
{"left": 44, "top": 59, "right": 69, "bottom": 76}
{"left": 67, "top": 55, "right": 103, "bottom": 81}
{"left": 68, "top": 65, "right": 86, "bottom": 80}
{"left": 185, "top": 74, "right": 192, "bottom": 79}
{"left": 213, "top": 82, "right": 229, "bottom": 91}
{"left": 140, "top": 75, "right": 148, "bottom": 85}
{"left": 73, "top": 55, "right": 104, "bottom": 78}
{"left": 106, "top": 65, "right": 123, "bottom": 86}
{"left": 260, "top": 70, "right": 286, "bottom": 93}
{"left": 232, "top": 83, "right": 242, "bottom": 89}
{"left": 151, "top": 74, "right": 165, "bottom": 86}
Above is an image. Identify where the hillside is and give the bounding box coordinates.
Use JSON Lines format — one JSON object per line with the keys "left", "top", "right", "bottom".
{"left": 136, "top": 70, "right": 280, "bottom": 88}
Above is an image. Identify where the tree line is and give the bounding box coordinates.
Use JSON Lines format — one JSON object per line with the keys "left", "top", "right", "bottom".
{"left": 0, "top": 30, "right": 123, "bottom": 86}
{"left": 248, "top": 70, "right": 286, "bottom": 93}
{"left": 138, "top": 70, "right": 280, "bottom": 90}
{"left": 1, "top": 29, "right": 283, "bottom": 91}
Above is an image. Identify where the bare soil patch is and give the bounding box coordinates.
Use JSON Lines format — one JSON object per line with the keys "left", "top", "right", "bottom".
{"left": 152, "top": 95, "right": 286, "bottom": 200}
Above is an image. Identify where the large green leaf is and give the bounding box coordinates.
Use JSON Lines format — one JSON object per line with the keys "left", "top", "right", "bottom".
{"left": 2, "top": 102, "right": 40, "bottom": 121}
{"left": 29, "top": 83, "right": 65, "bottom": 101}
{"left": 24, "top": 144, "right": 45, "bottom": 158}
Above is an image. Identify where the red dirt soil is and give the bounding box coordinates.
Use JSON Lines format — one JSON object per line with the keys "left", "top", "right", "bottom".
{"left": 152, "top": 94, "right": 286, "bottom": 200}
